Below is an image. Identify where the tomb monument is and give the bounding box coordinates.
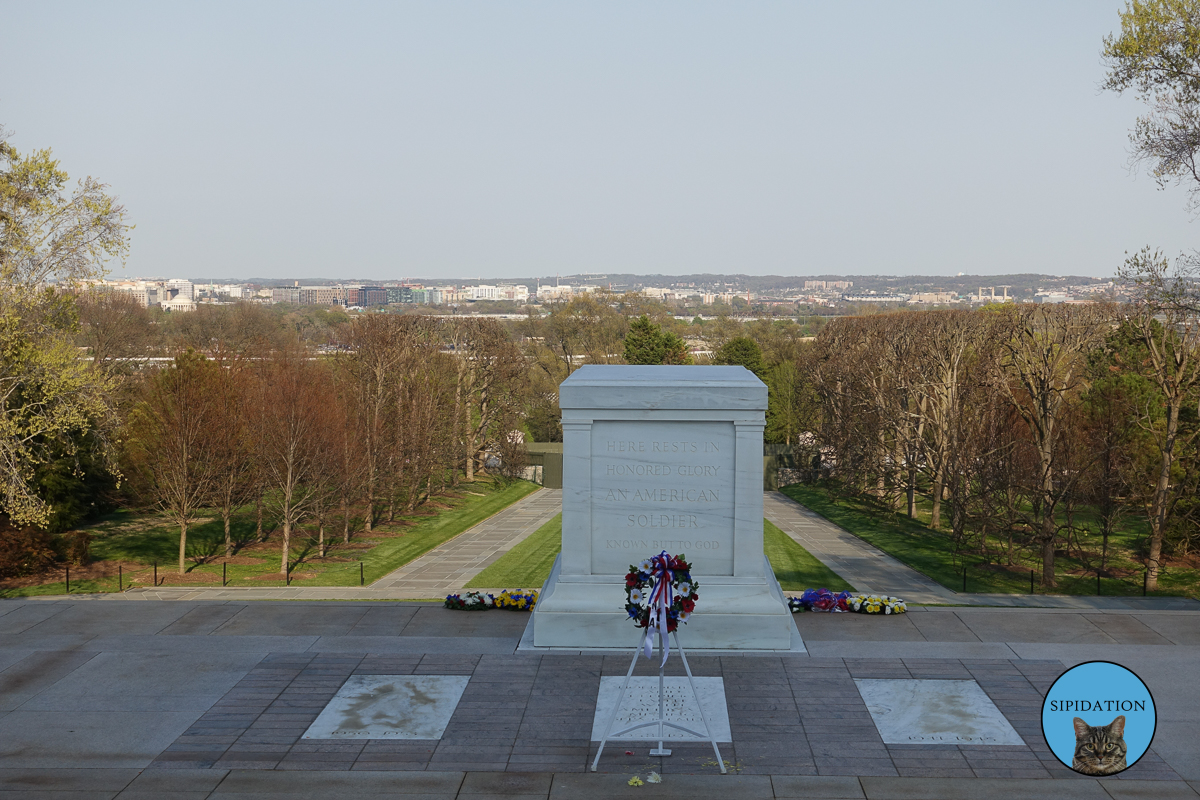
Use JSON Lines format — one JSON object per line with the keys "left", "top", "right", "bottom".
{"left": 531, "top": 365, "right": 795, "bottom": 649}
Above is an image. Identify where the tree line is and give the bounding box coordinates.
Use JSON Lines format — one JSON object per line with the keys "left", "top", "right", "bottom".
{"left": 788, "top": 262, "right": 1199, "bottom": 590}
{"left": 122, "top": 313, "right": 532, "bottom": 576}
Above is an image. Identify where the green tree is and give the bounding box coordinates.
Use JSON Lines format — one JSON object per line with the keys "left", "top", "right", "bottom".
{"left": 0, "top": 126, "right": 129, "bottom": 528}
{"left": 713, "top": 336, "right": 765, "bottom": 378}
{"left": 623, "top": 315, "right": 692, "bottom": 365}
{"left": 1103, "top": 0, "right": 1200, "bottom": 210}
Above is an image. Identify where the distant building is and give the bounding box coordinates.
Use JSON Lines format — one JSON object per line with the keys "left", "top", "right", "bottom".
{"left": 842, "top": 293, "right": 908, "bottom": 303}
{"left": 342, "top": 286, "right": 386, "bottom": 307}
{"left": 968, "top": 287, "right": 1012, "bottom": 304}
{"left": 271, "top": 287, "right": 301, "bottom": 304}
{"left": 166, "top": 279, "right": 194, "bottom": 301}
{"left": 298, "top": 286, "right": 338, "bottom": 306}
{"left": 161, "top": 297, "right": 196, "bottom": 312}
{"left": 908, "top": 292, "right": 958, "bottom": 305}
{"left": 130, "top": 284, "right": 159, "bottom": 307}
{"left": 536, "top": 284, "right": 597, "bottom": 302}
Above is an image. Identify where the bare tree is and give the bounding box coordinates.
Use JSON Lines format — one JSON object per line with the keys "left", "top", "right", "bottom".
{"left": 913, "top": 310, "right": 988, "bottom": 528}
{"left": 455, "top": 318, "right": 528, "bottom": 480}
{"left": 207, "top": 352, "right": 258, "bottom": 559}
{"left": 76, "top": 289, "right": 153, "bottom": 367}
{"left": 252, "top": 348, "right": 334, "bottom": 575}
{"left": 1120, "top": 249, "right": 1200, "bottom": 588}
{"left": 125, "top": 351, "right": 220, "bottom": 574}
{"left": 995, "top": 304, "right": 1114, "bottom": 587}
{"left": 341, "top": 316, "right": 406, "bottom": 530}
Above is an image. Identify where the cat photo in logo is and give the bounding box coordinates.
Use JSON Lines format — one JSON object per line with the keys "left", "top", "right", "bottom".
{"left": 1071, "top": 715, "right": 1127, "bottom": 775}
{"left": 1041, "top": 661, "right": 1155, "bottom": 777}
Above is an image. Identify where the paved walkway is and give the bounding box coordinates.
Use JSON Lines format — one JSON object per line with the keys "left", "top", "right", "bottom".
{"left": 765, "top": 491, "right": 963, "bottom": 604}
{"left": 0, "top": 598, "right": 1197, "bottom": 797}
{"left": 371, "top": 488, "right": 561, "bottom": 596}
{"left": 119, "top": 489, "right": 561, "bottom": 601}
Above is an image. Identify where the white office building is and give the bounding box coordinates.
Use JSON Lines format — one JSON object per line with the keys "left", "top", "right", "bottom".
{"left": 167, "top": 279, "right": 195, "bottom": 301}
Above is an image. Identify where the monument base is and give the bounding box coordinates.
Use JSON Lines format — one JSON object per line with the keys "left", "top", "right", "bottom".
{"left": 530, "top": 554, "right": 799, "bottom": 651}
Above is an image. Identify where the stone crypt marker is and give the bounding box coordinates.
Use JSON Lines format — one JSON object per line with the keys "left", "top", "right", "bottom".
{"left": 531, "top": 365, "right": 796, "bottom": 649}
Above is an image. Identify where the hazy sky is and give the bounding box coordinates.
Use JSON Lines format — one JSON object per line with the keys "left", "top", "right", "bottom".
{"left": 2, "top": 1, "right": 1194, "bottom": 280}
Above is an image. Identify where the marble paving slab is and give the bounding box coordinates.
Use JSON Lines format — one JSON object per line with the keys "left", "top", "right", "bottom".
{"left": 854, "top": 678, "right": 1024, "bottom": 745}
{"left": 303, "top": 675, "right": 469, "bottom": 740}
{"left": 591, "top": 676, "right": 731, "bottom": 742}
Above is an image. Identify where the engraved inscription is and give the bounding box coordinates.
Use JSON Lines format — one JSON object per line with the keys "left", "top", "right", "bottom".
{"left": 605, "top": 538, "right": 722, "bottom": 550}
{"left": 591, "top": 421, "right": 735, "bottom": 575}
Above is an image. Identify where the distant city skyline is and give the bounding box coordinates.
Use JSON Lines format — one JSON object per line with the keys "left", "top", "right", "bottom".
{"left": 4, "top": 2, "right": 1194, "bottom": 280}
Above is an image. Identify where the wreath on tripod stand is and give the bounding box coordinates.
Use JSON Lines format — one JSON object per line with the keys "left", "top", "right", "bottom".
{"left": 624, "top": 552, "right": 699, "bottom": 633}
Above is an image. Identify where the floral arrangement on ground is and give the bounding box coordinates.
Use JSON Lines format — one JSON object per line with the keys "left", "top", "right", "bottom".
{"left": 787, "top": 588, "right": 906, "bottom": 615}
{"left": 444, "top": 589, "right": 538, "bottom": 611}
{"left": 625, "top": 553, "right": 698, "bottom": 632}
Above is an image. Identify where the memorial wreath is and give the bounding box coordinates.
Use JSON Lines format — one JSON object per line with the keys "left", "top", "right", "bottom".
{"left": 848, "top": 593, "right": 906, "bottom": 615}
{"left": 624, "top": 552, "right": 699, "bottom": 634}
{"left": 444, "top": 589, "right": 539, "bottom": 611}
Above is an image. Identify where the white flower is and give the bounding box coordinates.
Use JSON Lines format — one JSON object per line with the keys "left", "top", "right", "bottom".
{"left": 629, "top": 588, "right": 644, "bottom": 604}
{"left": 678, "top": 611, "right": 690, "bottom": 622}
{"left": 646, "top": 772, "right": 662, "bottom": 783}
{"left": 638, "top": 559, "right": 654, "bottom": 573}
{"left": 678, "top": 582, "right": 691, "bottom": 595}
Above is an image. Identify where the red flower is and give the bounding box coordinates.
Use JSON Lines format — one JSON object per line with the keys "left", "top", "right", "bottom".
{"left": 626, "top": 578, "right": 637, "bottom": 587}
{"left": 681, "top": 598, "right": 695, "bottom": 613}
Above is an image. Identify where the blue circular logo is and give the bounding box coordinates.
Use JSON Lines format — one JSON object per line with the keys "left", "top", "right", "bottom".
{"left": 1041, "top": 661, "right": 1156, "bottom": 776}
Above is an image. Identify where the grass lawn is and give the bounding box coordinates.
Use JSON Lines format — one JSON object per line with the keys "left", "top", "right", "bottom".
{"left": 1, "top": 478, "right": 539, "bottom": 598}
{"left": 780, "top": 483, "right": 1200, "bottom": 598}
{"left": 464, "top": 515, "right": 855, "bottom": 594}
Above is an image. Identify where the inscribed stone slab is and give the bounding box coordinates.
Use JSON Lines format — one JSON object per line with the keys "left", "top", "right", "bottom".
{"left": 591, "top": 676, "right": 731, "bottom": 742}
{"left": 591, "top": 420, "right": 736, "bottom": 575}
{"left": 303, "top": 675, "right": 469, "bottom": 740}
{"left": 854, "top": 679, "right": 1024, "bottom": 745}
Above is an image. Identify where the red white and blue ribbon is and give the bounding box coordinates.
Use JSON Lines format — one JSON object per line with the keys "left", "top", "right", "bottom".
{"left": 642, "top": 551, "right": 674, "bottom": 666}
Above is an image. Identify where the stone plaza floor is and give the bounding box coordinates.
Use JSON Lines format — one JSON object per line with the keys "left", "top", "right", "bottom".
{"left": 0, "top": 598, "right": 1198, "bottom": 798}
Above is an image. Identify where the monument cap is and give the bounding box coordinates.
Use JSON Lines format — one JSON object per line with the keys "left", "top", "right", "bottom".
{"left": 560, "top": 365, "right": 767, "bottom": 411}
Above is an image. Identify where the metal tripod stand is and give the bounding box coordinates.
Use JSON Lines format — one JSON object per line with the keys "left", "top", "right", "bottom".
{"left": 590, "top": 629, "right": 726, "bottom": 773}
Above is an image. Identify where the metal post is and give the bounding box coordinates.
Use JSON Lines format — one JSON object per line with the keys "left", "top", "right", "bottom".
{"left": 65, "top": 565, "right": 70, "bottom": 594}
{"left": 650, "top": 650, "right": 669, "bottom": 757}
{"left": 673, "top": 631, "right": 726, "bottom": 774}
{"left": 1031, "top": 569, "right": 1035, "bottom": 594}
{"left": 154, "top": 561, "right": 158, "bottom": 587}
{"left": 360, "top": 561, "right": 364, "bottom": 586}
{"left": 286, "top": 562, "right": 291, "bottom": 586}
{"left": 1143, "top": 570, "right": 1148, "bottom": 597}
{"left": 119, "top": 565, "right": 123, "bottom": 592}
{"left": 1097, "top": 572, "right": 1101, "bottom": 596}
{"left": 223, "top": 562, "right": 227, "bottom": 587}
{"left": 962, "top": 565, "right": 966, "bottom": 593}
{"left": 591, "top": 640, "right": 642, "bottom": 772}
